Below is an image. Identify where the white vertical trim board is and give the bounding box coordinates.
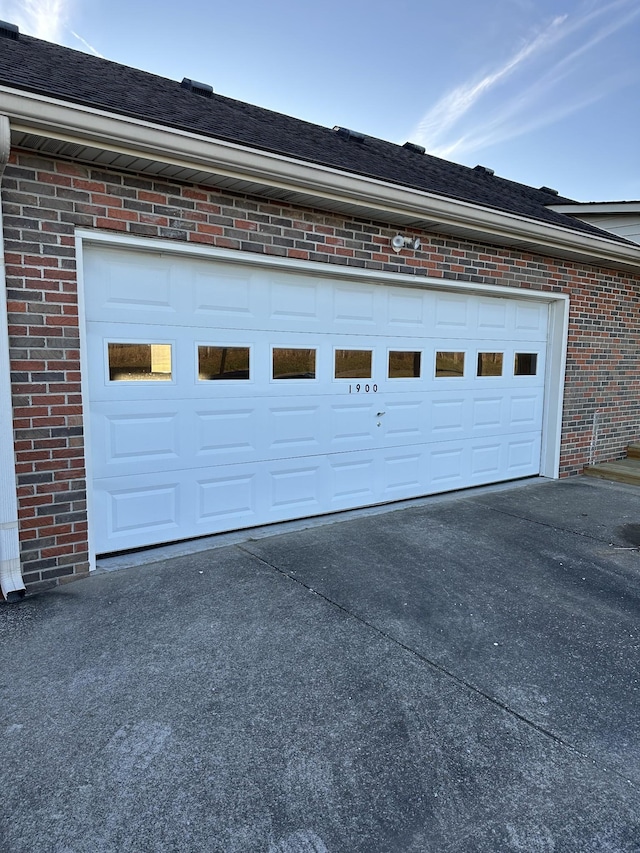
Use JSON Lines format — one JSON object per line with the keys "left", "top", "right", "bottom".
{"left": 75, "top": 233, "right": 97, "bottom": 572}
{"left": 540, "top": 296, "right": 569, "bottom": 478}
{"left": 0, "top": 113, "right": 25, "bottom": 600}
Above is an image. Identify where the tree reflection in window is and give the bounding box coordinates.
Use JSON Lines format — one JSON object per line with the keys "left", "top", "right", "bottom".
{"left": 108, "top": 343, "right": 172, "bottom": 381}
{"left": 514, "top": 353, "right": 538, "bottom": 375}
{"left": 435, "top": 351, "right": 465, "bottom": 377}
{"left": 477, "top": 352, "right": 503, "bottom": 377}
{"left": 388, "top": 350, "right": 421, "bottom": 378}
{"left": 334, "top": 349, "right": 372, "bottom": 379}
{"left": 199, "top": 346, "right": 250, "bottom": 380}
{"left": 272, "top": 348, "right": 316, "bottom": 379}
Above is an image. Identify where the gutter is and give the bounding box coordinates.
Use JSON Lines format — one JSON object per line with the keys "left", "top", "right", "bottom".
{"left": 0, "top": 112, "right": 25, "bottom": 601}
{"left": 3, "top": 87, "right": 640, "bottom": 273}
{"left": 548, "top": 202, "right": 640, "bottom": 215}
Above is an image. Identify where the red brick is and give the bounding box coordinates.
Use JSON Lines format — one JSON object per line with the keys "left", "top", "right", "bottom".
{"left": 37, "top": 172, "right": 72, "bottom": 186}
{"left": 96, "top": 218, "right": 127, "bottom": 231}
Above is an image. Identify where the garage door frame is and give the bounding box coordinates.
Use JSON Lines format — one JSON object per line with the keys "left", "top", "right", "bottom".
{"left": 75, "top": 230, "right": 570, "bottom": 570}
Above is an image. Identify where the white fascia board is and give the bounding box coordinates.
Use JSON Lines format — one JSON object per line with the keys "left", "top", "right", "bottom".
{"left": 549, "top": 202, "right": 640, "bottom": 215}
{"left": 0, "top": 113, "right": 25, "bottom": 601}
{"left": 3, "top": 88, "right": 640, "bottom": 271}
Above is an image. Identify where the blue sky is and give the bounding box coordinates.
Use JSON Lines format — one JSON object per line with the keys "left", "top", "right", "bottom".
{"left": 2, "top": 0, "right": 639, "bottom": 202}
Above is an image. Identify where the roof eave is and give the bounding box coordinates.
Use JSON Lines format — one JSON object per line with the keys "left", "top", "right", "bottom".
{"left": 549, "top": 202, "right": 640, "bottom": 215}
{"left": 3, "top": 87, "right": 640, "bottom": 273}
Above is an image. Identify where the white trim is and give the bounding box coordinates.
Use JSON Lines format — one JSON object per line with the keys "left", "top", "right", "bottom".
{"left": 75, "top": 230, "right": 569, "bottom": 564}
{"left": 74, "top": 234, "right": 96, "bottom": 572}
{"left": 549, "top": 202, "right": 640, "bottom": 215}
{"left": 541, "top": 299, "right": 569, "bottom": 479}
{"left": 4, "top": 89, "right": 640, "bottom": 270}
{"left": 0, "top": 114, "right": 25, "bottom": 600}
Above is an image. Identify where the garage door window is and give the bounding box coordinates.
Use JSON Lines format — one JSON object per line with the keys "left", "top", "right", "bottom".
{"left": 335, "top": 349, "right": 372, "bottom": 379}
{"left": 272, "top": 347, "right": 316, "bottom": 379}
{"left": 199, "top": 346, "right": 250, "bottom": 380}
{"left": 477, "top": 352, "right": 503, "bottom": 377}
{"left": 514, "top": 353, "right": 538, "bottom": 375}
{"left": 108, "top": 343, "right": 172, "bottom": 381}
{"left": 435, "top": 351, "right": 465, "bottom": 378}
{"left": 388, "top": 350, "right": 421, "bottom": 378}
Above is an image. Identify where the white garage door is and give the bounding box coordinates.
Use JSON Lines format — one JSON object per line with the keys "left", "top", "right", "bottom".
{"left": 84, "top": 246, "right": 548, "bottom": 554}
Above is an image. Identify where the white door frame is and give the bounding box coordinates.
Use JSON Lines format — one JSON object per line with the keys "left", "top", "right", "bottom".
{"left": 75, "top": 230, "right": 569, "bottom": 570}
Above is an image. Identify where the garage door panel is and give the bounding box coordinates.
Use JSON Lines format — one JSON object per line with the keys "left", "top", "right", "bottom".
{"left": 329, "top": 400, "right": 379, "bottom": 448}
{"left": 268, "top": 462, "right": 323, "bottom": 514}
{"left": 269, "top": 277, "right": 319, "bottom": 321}
{"left": 383, "top": 400, "right": 424, "bottom": 440}
{"left": 383, "top": 451, "right": 425, "bottom": 495}
{"left": 195, "top": 406, "right": 257, "bottom": 458}
{"left": 108, "top": 483, "right": 179, "bottom": 534}
{"left": 90, "top": 402, "right": 183, "bottom": 477}
{"left": 94, "top": 477, "right": 182, "bottom": 552}
{"left": 193, "top": 266, "right": 256, "bottom": 319}
{"left": 266, "top": 403, "right": 323, "bottom": 452}
{"left": 431, "top": 397, "right": 467, "bottom": 435}
{"left": 472, "top": 397, "right": 503, "bottom": 429}
{"left": 471, "top": 442, "right": 502, "bottom": 478}
{"left": 509, "top": 394, "right": 541, "bottom": 428}
{"left": 106, "top": 412, "right": 180, "bottom": 463}
{"left": 196, "top": 472, "right": 257, "bottom": 525}
{"left": 477, "top": 298, "right": 508, "bottom": 331}
{"left": 507, "top": 435, "right": 541, "bottom": 473}
{"left": 84, "top": 248, "right": 178, "bottom": 318}
{"left": 329, "top": 456, "right": 377, "bottom": 502}
{"left": 333, "top": 285, "right": 377, "bottom": 326}
{"left": 85, "top": 247, "right": 550, "bottom": 554}
{"left": 387, "top": 289, "right": 426, "bottom": 329}
{"left": 429, "top": 445, "right": 466, "bottom": 488}
{"left": 434, "top": 293, "right": 471, "bottom": 331}
{"left": 515, "top": 302, "right": 547, "bottom": 333}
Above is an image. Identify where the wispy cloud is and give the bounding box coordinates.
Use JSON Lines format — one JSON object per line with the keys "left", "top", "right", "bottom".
{"left": 0, "top": 0, "right": 68, "bottom": 41}
{"left": 0, "top": 0, "right": 102, "bottom": 56}
{"left": 412, "top": 15, "right": 567, "bottom": 151}
{"left": 409, "top": 0, "right": 640, "bottom": 160}
{"left": 69, "top": 28, "right": 103, "bottom": 58}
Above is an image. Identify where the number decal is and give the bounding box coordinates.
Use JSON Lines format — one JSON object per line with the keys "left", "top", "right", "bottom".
{"left": 348, "top": 382, "right": 378, "bottom": 393}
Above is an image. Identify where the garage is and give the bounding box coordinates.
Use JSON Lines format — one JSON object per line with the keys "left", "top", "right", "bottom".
{"left": 83, "top": 243, "right": 549, "bottom": 554}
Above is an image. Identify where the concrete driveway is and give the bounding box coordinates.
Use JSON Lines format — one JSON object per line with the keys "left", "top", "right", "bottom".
{"left": 1, "top": 476, "right": 639, "bottom": 852}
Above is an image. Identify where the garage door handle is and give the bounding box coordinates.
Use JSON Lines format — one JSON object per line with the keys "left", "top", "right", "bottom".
{"left": 376, "top": 411, "right": 386, "bottom": 417}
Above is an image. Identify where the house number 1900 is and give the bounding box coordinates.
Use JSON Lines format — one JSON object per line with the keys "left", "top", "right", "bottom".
{"left": 348, "top": 383, "right": 377, "bottom": 393}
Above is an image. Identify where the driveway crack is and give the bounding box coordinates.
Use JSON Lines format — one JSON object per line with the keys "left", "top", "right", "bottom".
{"left": 238, "top": 542, "right": 638, "bottom": 794}
{"left": 464, "top": 498, "right": 639, "bottom": 554}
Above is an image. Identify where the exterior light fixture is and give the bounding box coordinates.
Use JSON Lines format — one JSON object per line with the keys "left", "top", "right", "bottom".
{"left": 391, "top": 234, "right": 421, "bottom": 253}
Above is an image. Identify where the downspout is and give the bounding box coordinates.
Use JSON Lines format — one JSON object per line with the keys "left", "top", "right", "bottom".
{"left": 0, "top": 113, "right": 25, "bottom": 601}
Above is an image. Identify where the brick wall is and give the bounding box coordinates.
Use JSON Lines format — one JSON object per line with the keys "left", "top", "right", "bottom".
{"left": 2, "top": 150, "right": 639, "bottom": 591}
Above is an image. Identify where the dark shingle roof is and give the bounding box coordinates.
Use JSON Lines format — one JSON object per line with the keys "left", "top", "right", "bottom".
{"left": 0, "top": 29, "right": 630, "bottom": 243}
